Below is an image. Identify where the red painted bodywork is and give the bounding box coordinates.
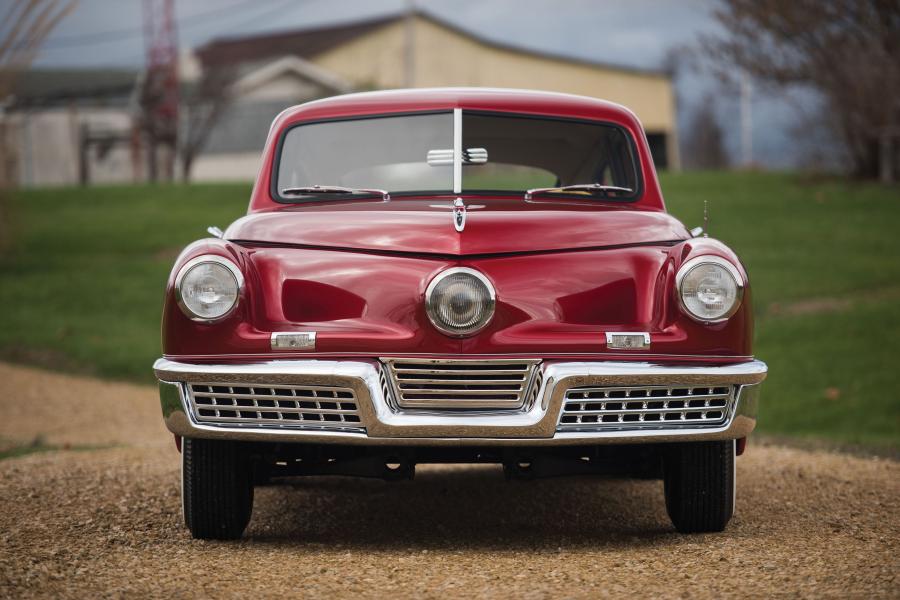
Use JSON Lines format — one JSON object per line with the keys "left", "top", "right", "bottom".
{"left": 226, "top": 198, "right": 687, "bottom": 256}
{"left": 161, "top": 89, "right": 756, "bottom": 364}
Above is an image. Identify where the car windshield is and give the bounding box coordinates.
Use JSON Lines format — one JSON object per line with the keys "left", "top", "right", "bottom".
{"left": 275, "top": 111, "right": 639, "bottom": 201}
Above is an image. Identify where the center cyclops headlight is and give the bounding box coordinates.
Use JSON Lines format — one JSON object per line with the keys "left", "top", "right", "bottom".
{"left": 675, "top": 255, "right": 744, "bottom": 323}
{"left": 425, "top": 267, "right": 496, "bottom": 336}
{"left": 175, "top": 255, "right": 244, "bottom": 323}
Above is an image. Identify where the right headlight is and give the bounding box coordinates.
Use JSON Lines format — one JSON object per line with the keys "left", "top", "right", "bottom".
{"left": 675, "top": 256, "right": 744, "bottom": 323}
{"left": 174, "top": 255, "right": 243, "bottom": 323}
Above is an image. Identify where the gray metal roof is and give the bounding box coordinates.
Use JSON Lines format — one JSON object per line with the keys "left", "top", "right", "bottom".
{"left": 201, "top": 100, "right": 288, "bottom": 155}
{"left": 6, "top": 68, "right": 138, "bottom": 108}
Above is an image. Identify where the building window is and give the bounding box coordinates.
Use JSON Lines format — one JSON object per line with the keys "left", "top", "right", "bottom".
{"left": 646, "top": 133, "right": 669, "bottom": 170}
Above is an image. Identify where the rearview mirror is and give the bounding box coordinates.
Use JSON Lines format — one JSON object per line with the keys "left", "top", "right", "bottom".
{"left": 426, "top": 148, "right": 489, "bottom": 166}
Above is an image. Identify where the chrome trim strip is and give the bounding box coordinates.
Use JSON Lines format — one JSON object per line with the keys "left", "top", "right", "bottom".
{"left": 164, "top": 352, "right": 759, "bottom": 361}
{"left": 155, "top": 358, "right": 766, "bottom": 445}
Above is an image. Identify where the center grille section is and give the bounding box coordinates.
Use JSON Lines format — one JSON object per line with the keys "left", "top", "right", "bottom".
{"left": 383, "top": 359, "right": 540, "bottom": 409}
{"left": 558, "top": 384, "right": 734, "bottom": 431}
{"left": 187, "top": 382, "right": 363, "bottom": 431}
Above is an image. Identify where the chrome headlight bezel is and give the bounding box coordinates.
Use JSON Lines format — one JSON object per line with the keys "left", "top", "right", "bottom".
{"left": 174, "top": 255, "right": 244, "bottom": 323}
{"left": 425, "top": 267, "right": 496, "bottom": 337}
{"left": 675, "top": 255, "right": 745, "bottom": 324}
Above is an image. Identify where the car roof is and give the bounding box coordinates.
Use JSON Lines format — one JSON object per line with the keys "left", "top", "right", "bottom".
{"left": 273, "top": 87, "right": 642, "bottom": 128}
{"left": 252, "top": 87, "right": 664, "bottom": 213}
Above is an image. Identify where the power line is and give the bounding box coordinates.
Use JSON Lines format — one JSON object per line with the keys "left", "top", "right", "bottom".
{"left": 227, "top": 0, "right": 300, "bottom": 33}
{"left": 36, "top": 0, "right": 268, "bottom": 49}
{"left": 39, "top": 0, "right": 304, "bottom": 66}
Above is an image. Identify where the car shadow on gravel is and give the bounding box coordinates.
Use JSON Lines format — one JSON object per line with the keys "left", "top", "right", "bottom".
{"left": 244, "top": 465, "right": 676, "bottom": 549}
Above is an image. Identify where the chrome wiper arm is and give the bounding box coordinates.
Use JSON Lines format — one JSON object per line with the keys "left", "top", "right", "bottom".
{"left": 524, "top": 183, "right": 633, "bottom": 200}
{"left": 281, "top": 185, "right": 390, "bottom": 201}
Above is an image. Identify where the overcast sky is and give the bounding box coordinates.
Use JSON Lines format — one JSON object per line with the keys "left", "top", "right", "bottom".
{"left": 33, "top": 0, "right": 812, "bottom": 167}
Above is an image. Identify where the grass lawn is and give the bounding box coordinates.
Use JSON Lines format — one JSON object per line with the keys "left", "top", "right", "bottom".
{"left": 0, "top": 172, "right": 898, "bottom": 448}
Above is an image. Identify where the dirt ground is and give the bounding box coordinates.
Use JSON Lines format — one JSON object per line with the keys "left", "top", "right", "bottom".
{"left": 0, "top": 362, "right": 897, "bottom": 599}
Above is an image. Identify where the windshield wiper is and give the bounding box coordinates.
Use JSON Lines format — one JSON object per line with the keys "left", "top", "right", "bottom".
{"left": 281, "top": 185, "right": 390, "bottom": 201}
{"left": 524, "top": 183, "right": 633, "bottom": 200}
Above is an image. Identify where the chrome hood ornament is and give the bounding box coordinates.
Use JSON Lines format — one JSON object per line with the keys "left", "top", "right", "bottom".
{"left": 453, "top": 197, "right": 466, "bottom": 232}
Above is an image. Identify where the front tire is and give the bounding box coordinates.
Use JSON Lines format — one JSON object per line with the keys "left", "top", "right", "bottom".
{"left": 182, "top": 438, "right": 254, "bottom": 540}
{"left": 663, "top": 440, "right": 735, "bottom": 533}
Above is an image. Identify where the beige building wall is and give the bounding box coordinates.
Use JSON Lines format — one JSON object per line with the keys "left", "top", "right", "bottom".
{"left": 11, "top": 108, "right": 135, "bottom": 187}
{"left": 236, "top": 72, "right": 327, "bottom": 102}
{"left": 192, "top": 152, "right": 261, "bottom": 182}
{"left": 313, "top": 16, "right": 680, "bottom": 168}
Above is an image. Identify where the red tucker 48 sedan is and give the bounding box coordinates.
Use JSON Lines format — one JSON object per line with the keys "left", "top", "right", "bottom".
{"left": 154, "top": 88, "right": 767, "bottom": 539}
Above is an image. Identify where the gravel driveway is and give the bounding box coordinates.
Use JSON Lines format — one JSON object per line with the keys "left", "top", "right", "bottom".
{"left": 0, "top": 362, "right": 897, "bottom": 598}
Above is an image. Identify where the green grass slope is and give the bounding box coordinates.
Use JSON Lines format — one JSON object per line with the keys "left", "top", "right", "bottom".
{"left": 662, "top": 172, "right": 900, "bottom": 447}
{"left": 0, "top": 184, "right": 250, "bottom": 381}
{"left": 0, "top": 173, "right": 897, "bottom": 447}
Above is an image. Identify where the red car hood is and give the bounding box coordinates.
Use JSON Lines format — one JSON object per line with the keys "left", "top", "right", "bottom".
{"left": 225, "top": 197, "right": 689, "bottom": 256}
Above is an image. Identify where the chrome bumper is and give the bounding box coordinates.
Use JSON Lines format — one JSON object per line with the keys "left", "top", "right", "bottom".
{"left": 154, "top": 358, "right": 766, "bottom": 446}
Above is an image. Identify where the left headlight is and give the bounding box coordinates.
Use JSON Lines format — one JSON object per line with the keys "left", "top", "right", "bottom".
{"left": 675, "top": 255, "right": 744, "bottom": 323}
{"left": 174, "top": 255, "right": 244, "bottom": 322}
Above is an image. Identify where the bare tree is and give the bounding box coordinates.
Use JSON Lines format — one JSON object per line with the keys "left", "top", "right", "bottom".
{"left": 682, "top": 94, "right": 730, "bottom": 170}
{"left": 0, "top": 0, "right": 75, "bottom": 252}
{"left": 0, "top": 0, "right": 77, "bottom": 187}
{"left": 178, "top": 65, "right": 235, "bottom": 182}
{"left": 702, "top": 0, "right": 900, "bottom": 179}
{"left": 0, "top": 0, "right": 76, "bottom": 95}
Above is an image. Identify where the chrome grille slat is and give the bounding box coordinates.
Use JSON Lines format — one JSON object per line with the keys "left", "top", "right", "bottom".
{"left": 199, "top": 406, "right": 359, "bottom": 415}
{"left": 383, "top": 358, "right": 540, "bottom": 409}
{"left": 397, "top": 378, "right": 524, "bottom": 385}
{"left": 398, "top": 388, "right": 523, "bottom": 396}
{"left": 570, "top": 391, "right": 727, "bottom": 401}
{"left": 192, "top": 391, "right": 356, "bottom": 401}
{"left": 558, "top": 384, "right": 734, "bottom": 431}
{"left": 393, "top": 398, "right": 523, "bottom": 405}
{"left": 392, "top": 368, "right": 528, "bottom": 376}
{"left": 192, "top": 414, "right": 355, "bottom": 423}
{"left": 569, "top": 406, "right": 725, "bottom": 416}
{"left": 186, "top": 382, "right": 364, "bottom": 432}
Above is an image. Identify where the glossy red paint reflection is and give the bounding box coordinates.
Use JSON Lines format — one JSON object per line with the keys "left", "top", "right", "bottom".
{"left": 160, "top": 89, "right": 756, "bottom": 365}
{"left": 226, "top": 197, "right": 688, "bottom": 256}
{"left": 162, "top": 239, "right": 752, "bottom": 360}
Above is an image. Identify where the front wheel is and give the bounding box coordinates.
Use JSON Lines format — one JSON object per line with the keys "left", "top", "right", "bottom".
{"left": 663, "top": 440, "right": 735, "bottom": 533}
{"left": 182, "top": 438, "right": 254, "bottom": 540}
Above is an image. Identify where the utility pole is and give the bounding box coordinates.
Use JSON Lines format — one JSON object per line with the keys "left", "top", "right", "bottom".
{"left": 739, "top": 71, "right": 753, "bottom": 167}
{"left": 403, "top": 0, "right": 416, "bottom": 87}
{"left": 141, "top": 0, "right": 179, "bottom": 181}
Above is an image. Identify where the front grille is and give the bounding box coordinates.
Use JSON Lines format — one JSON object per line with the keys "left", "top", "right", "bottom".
{"left": 187, "top": 382, "right": 363, "bottom": 431}
{"left": 558, "top": 384, "right": 734, "bottom": 431}
{"left": 382, "top": 358, "right": 541, "bottom": 409}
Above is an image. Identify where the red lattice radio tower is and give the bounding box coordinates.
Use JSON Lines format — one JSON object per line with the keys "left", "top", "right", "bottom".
{"left": 141, "top": 0, "right": 179, "bottom": 179}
